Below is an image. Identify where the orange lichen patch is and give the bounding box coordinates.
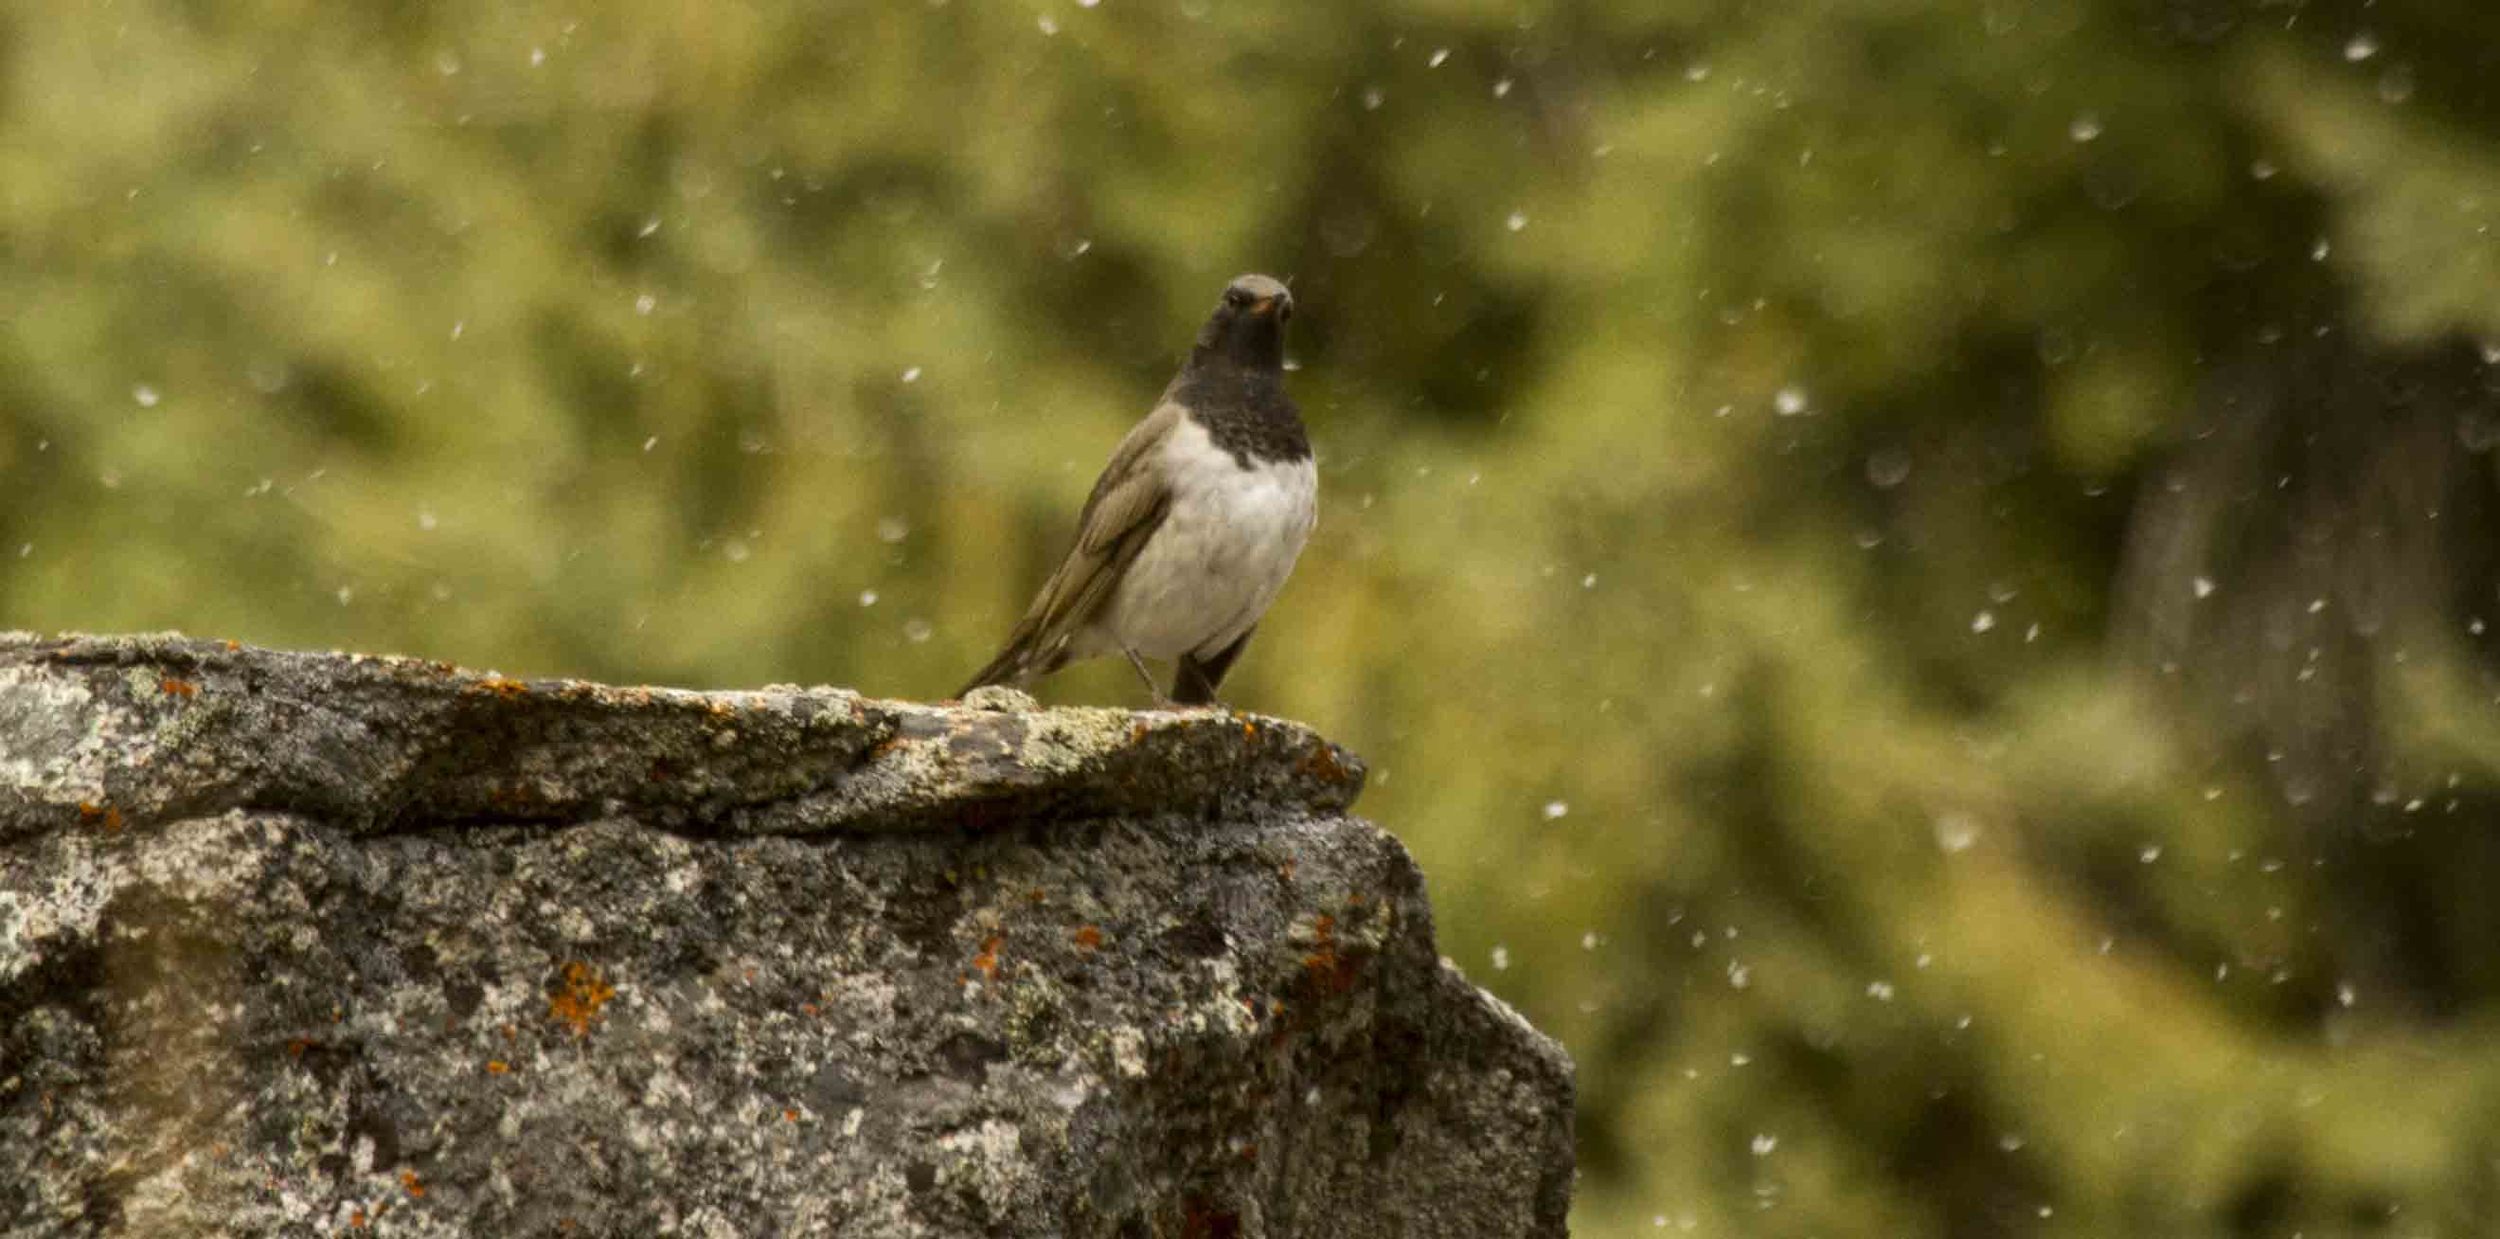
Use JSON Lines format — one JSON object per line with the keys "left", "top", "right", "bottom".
{"left": 286, "top": 1037, "right": 315, "bottom": 1060}
{"left": 868, "top": 735, "right": 908, "bottom": 762}
{"left": 782, "top": 1108, "right": 800, "bottom": 1123}
{"left": 158, "top": 676, "right": 198, "bottom": 699}
{"left": 1072, "top": 925, "right": 1104, "bottom": 951}
{"left": 972, "top": 934, "right": 1003, "bottom": 979}
{"left": 401, "top": 1170, "right": 426, "bottom": 1199}
{"left": 1240, "top": 719, "right": 1259, "bottom": 745}
{"left": 351, "top": 1207, "right": 368, "bottom": 1229}
{"left": 548, "top": 962, "right": 617, "bottom": 1037}
{"left": 485, "top": 1059, "right": 512, "bottom": 1075}
{"left": 1297, "top": 745, "right": 1353, "bottom": 785}
{"left": 1299, "top": 913, "right": 1362, "bottom": 996}
{"left": 1131, "top": 722, "right": 1151, "bottom": 743}
{"left": 799, "top": 1002, "right": 820, "bottom": 1017}
{"left": 499, "top": 1022, "right": 517, "bottom": 1041}
{"left": 473, "top": 676, "right": 531, "bottom": 700}
{"left": 77, "top": 802, "right": 123, "bottom": 834}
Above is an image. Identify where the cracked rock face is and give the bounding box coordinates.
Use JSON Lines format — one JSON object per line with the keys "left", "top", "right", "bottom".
{"left": 0, "top": 635, "right": 1573, "bottom": 1237}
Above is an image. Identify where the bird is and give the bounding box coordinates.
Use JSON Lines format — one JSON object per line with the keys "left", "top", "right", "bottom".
{"left": 959, "top": 273, "right": 1316, "bottom": 708}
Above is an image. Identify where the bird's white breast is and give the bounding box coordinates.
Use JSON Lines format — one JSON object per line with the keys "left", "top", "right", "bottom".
{"left": 1088, "top": 416, "right": 1316, "bottom": 661}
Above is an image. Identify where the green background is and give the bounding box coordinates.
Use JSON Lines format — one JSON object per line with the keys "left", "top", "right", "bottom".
{"left": 10, "top": 1, "right": 2500, "bottom": 1233}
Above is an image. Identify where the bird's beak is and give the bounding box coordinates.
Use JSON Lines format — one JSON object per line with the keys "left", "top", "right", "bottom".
{"left": 1250, "top": 295, "right": 1281, "bottom": 317}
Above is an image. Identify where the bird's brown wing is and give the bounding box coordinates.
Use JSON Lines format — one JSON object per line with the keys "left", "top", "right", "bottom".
{"left": 958, "top": 403, "right": 1180, "bottom": 694}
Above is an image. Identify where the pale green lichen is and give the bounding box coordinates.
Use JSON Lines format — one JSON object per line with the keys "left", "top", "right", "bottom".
{"left": 0, "top": 665, "right": 115, "bottom": 806}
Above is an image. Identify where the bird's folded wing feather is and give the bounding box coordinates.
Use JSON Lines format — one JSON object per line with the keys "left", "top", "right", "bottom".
{"left": 996, "top": 402, "right": 1181, "bottom": 664}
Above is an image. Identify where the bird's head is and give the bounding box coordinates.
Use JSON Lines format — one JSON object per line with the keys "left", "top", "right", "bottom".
{"left": 1194, "top": 273, "right": 1293, "bottom": 370}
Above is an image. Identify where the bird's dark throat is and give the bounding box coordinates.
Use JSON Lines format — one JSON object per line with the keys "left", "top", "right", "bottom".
{"left": 1169, "top": 354, "right": 1310, "bottom": 469}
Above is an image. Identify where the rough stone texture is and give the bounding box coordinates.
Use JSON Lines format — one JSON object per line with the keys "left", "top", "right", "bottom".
{"left": 0, "top": 634, "right": 1573, "bottom": 1237}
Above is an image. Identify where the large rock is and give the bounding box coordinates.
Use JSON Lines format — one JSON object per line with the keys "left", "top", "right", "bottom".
{"left": 0, "top": 635, "right": 1573, "bottom": 1237}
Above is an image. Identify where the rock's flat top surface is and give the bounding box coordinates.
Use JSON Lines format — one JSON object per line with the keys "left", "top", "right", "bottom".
{"left": 0, "top": 632, "right": 1367, "bottom": 841}
{"left": 1, "top": 636, "right": 1573, "bottom": 1237}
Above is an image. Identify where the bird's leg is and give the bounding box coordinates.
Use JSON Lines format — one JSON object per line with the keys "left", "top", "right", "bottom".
{"left": 1170, "top": 658, "right": 1228, "bottom": 712}
{"left": 1119, "top": 645, "right": 1175, "bottom": 708}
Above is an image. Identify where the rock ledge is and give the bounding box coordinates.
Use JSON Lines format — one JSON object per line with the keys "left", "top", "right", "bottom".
{"left": 1, "top": 635, "right": 1573, "bottom": 1237}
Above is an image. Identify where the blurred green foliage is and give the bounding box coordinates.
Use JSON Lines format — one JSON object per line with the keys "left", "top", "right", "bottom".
{"left": 10, "top": 1, "right": 2500, "bottom": 1233}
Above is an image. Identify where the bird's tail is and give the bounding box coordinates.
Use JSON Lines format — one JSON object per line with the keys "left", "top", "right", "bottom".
{"left": 956, "top": 624, "right": 1058, "bottom": 698}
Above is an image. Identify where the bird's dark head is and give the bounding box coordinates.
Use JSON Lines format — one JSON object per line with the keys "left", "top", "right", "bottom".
{"left": 1193, "top": 273, "right": 1294, "bottom": 370}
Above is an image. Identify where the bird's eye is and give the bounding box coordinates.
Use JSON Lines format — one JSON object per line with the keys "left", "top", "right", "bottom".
{"left": 1225, "top": 289, "right": 1252, "bottom": 307}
